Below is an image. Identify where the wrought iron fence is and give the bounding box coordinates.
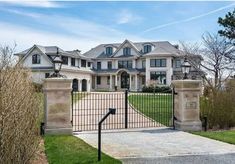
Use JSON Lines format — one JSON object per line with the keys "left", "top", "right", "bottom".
{"left": 72, "top": 90, "right": 173, "bottom": 132}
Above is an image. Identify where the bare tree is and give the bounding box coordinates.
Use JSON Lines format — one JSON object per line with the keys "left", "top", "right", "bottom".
{"left": 0, "top": 43, "right": 17, "bottom": 70}
{"left": 181, "top": 33, "right": 235, "bottom": 91}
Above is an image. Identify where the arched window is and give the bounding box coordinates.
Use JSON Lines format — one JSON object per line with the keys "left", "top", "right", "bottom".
{"left": 32, "top": 54, "right": 41, "bottom": 64}
{"left": 123, "top": 47, "right": 131, "bottom": 56}
{"left": 143, "top": 45, "right": 152, "bottom": 53}
{"left": 106, "top": 47, "right": 113, "bottom": 55}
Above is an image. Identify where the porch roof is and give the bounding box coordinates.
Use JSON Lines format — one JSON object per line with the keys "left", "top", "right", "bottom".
{"left": 92, "top": 68, "right": 145, "bottom": 75}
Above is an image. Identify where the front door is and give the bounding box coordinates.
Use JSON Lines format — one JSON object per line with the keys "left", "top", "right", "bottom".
{"left": 121, "top": 72, "right": 130, "bottom": 89}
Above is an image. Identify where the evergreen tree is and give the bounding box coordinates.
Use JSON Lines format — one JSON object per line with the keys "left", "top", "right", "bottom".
{"left": 218, "top": 9, "right": 235, "bottom": 41}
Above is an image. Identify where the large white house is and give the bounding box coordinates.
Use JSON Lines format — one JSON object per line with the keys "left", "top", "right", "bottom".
{"left": 15, "top": 40, "right": 203, "bottom": 92}
{"left": 14, "top": 45, "right": 93, "bottom": 91}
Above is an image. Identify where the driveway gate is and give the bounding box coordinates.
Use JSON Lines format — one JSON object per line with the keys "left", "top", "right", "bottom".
{"left": 72, "top": 90, "right": 174, "bottom": 132}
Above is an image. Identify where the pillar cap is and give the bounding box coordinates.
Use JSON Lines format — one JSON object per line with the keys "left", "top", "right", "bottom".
{"left": 44, "top": 78, "right": 72, "bottom": 82}
{"left": 172, "top": 80, "right": 202, "bottom": 89}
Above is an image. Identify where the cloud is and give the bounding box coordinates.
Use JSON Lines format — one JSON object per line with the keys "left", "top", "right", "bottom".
{"left": 0, "top": 9, "right": 146, "bottom": 53}
{"left": 116, "top": 9, "right": 142, "bottom": 24}
{"left": 2, "top": 0, "right": 61, "bottom": 8}
{"left": 142, "top": 3, "right": 235, "bottom": 33}
{"left": 0, "top": 8, "right": 42, "bottom": 18}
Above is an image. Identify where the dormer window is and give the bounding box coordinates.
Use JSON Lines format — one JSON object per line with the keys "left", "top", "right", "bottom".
{"left": 123, "top": 47, "right": 131, "bottom": 56}
{"left": 144, "top": 45, "right": 152, "bottom": 53}
{"left": 32, "top": 54, "right": 40, "bottom": 64}
{"left": 106, "top": 47, "right": 113, "bottom": 55}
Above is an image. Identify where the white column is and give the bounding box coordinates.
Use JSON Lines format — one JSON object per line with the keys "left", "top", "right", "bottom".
{"left": 115, "top": 75, "right": 118, "bottom": 87}
{"left": 129, "top": 74, "right": 132, "bottom": 90}
{"left": 135, "top": 74, "right": 138, "bottom": 91}
{"left": 110, "top": 74, "right": 112, "bottom": 90}
{"left": 79, "top": 79, "right": 82, "bottom": 91}
{"left": 95, "top": 76, "right": 97, "bottom": 89}
{"left": 87, "top": 79, "right": 91, "bottom": 92}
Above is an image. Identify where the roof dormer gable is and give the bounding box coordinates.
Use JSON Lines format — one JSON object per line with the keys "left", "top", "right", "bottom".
{"left": 104, "top": 44, "right": 118, "bottom": 56}
{"left": 142, "top": 42, "right": 155, "bottom": 54}
{"left": 111, "top": 39, "right": 140, "bottom": 58}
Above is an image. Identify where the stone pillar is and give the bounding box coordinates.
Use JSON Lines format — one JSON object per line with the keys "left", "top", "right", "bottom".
{"left": 43, "top": 78, "right": 73, "bottom": 135}
{"left": 172, "top": 80, "right": 202, "bottom": 131}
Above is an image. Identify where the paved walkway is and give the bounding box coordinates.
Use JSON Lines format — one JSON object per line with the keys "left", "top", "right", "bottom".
{"left": 75, "top": 128, "right": 235, "bottom": 164}
{"left": 72, "top": 92, "right": 159, "bottom": 131}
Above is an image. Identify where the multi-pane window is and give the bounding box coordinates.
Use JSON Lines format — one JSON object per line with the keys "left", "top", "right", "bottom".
{"left": 106, "top": 47, "right": 113, "bottom": 55}
{"left": 150, "top": 59, "right": 166, "bottom": 67}
{"left": 32, "top": 54, "right": 40, "bottom": 64}
{"left": 143, "top": 45, "right": 152, "bottom": 53}
{"left": 107, "top": 76, "right": 110, "bottom": 85}
{"left": 97, "top": 76, "right": 101, "bottom": 85}
{"left": 97, "top": 62, "right": 101, "bottom": 70}
{"left": 123, "top": 47, "right": 131, "bottom": 56}
{"left": 175, "top": 59, "right": 181, "bottom": 68}
{"left": 62, "top": 56, "right": 68, "bottom": 65}
{"left": 88, "top": 62, "right": 91, "bottom": 67}
{"left": 108, "top": 61, "right": 112, "bottom": 69}
{"left": 71, "top": 58, "right": 75, "bottom": 66}
{"left": 81, "top": 59, "right": 86, "bottom": 67}
{"left": 150, "top": 71, "right": 167, "bottom": 84}
{"left": 118, "top": 60, "right": 132, "bottom": 69}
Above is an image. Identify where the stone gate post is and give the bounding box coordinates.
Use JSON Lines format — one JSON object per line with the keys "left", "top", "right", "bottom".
{"left": 172, "top": 80, "right": 202, "bottom": 131}
{"left": 43, "top": 78, "right": 73, "bottom": 134}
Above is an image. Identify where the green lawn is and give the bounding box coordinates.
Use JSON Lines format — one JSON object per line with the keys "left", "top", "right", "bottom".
{"left": 192, "top": 130, "right": 235, "bottom": 145}
{"left": 128, "top": 94, "right": 173, "bottom": 126}
{"left": 44, "top": 135, "right": 121, "bottom": 164}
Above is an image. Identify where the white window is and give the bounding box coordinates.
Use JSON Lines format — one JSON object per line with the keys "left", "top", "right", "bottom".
{"left": 123, "top": 47, "right": 131, "bottom": 56}
{"left": 32, "top": 54, "right": 40, "bottom": 64}
{"left": 150, "top": 71, "right": 166, "bottom": 84}
{"left": 143, "top": 45, "right": 152, "bottom": 53}
{"left": 175, "top": 59, "right": 181, "bottom": 68}
{"left": 106, "top": 47, "right": 113, "bottom": 55}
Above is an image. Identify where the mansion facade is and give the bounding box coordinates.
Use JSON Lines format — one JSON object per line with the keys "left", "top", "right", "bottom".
{"left": 15, "top": 40, "right": 203, "bottom": 92}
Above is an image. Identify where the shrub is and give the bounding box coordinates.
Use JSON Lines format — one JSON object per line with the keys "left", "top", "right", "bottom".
{"left": 33, "top": 82, "right": 43, "bottom": 92}
{"left": 0, "top": 67, "right": 41, "bottom": 163}
{"left": 200, "top": 80, "right": 235, "bottom": 129}
{"left": 142, "top": 85, "right": 172, "bottom": 93}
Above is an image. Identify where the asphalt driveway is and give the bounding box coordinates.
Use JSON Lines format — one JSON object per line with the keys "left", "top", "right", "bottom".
{"left": 75, "top": 128, "right": 235, "bottom": 164}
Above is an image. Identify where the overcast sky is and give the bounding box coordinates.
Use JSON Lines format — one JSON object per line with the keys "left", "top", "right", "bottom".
{"left": 0, "top": 1, "right": 234, "bottom": 53}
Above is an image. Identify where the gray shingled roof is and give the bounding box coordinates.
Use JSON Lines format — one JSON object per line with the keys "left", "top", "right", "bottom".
{"left": 14, "top": 45, "right": 82, "bottom": 58}
{"left": 82, "top": 40, "right": 182, "bottom": 59}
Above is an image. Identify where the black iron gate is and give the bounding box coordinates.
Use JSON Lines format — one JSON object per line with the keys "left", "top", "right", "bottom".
{"left": 72, "top": 90, "right": 174, "bottom": 132}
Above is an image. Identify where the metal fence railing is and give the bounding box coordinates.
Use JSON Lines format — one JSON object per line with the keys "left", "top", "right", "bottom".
{"left": 72, "top": 90, "right": 173, "bottom": 132}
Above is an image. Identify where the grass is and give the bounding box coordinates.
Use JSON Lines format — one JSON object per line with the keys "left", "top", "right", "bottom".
{"left": 192, "top": 130, "right": 235, "bottom": 145}
{"left": 128, "top": 94, "right": 173, "bottom": 126}
{"left": 44, "top": 135, "right": 121, "bottom": 164}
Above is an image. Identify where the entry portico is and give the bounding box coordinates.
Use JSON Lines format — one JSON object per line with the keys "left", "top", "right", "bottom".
{"left": 93, "top": 68, "right": 145, "bottom": 91}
